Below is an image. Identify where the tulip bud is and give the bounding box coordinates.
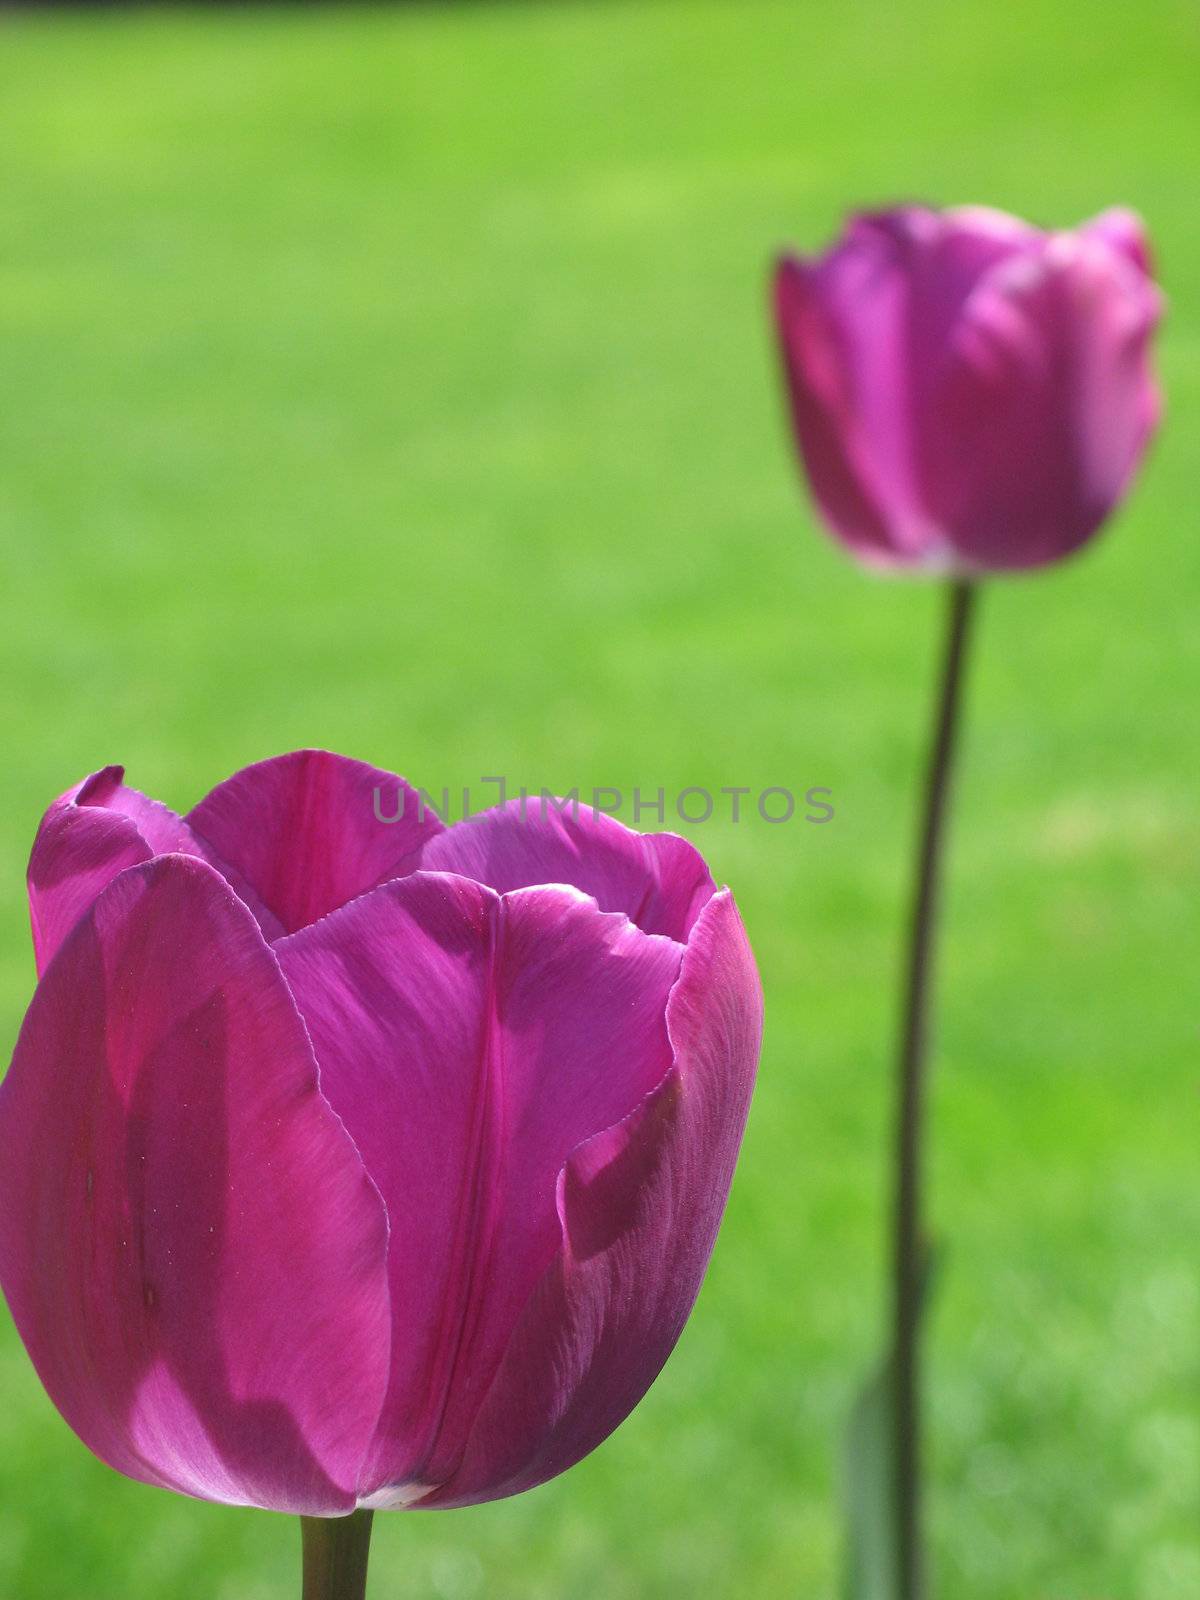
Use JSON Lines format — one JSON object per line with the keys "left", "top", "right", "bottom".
{"left": 0, "top": 751, "right": 762, "bottom": 1515}
{"left": 773, "top": 204, "right": 1162, "bottom": 571}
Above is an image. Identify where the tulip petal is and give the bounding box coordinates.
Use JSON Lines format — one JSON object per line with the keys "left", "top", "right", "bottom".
{"left": 776, "top": 206, "right": 1016, "bottom": 565}
{"left": 27, "top": 767, "right": 208, "bottom": 977}
{"left": 421, "top": 888, "right": 762, "bottom": 1507}
{"left": 777, "top": 206, "right": 1044, "bottom": 567}
{"left": 186, "top": 750, "right": 443, "bottom": 937}
{"left": 846, "top": 206, "right": 1032, "bottom": 339}
{"left": 1082, "top": 206, "right": 1154, "bottom": 277}
{"left": 419, "top": 799, "right": 714, "bottom": 940}
{"left": 0, "top": 855, "right": 391, "bottom": 1515}
{"left": 275, "top": 873, "right": 684, "bottom": 1505}
{"left": 922, "top": 231, "right": 1162, "bottom": 567}
{"left": 774, "top": 254, "right": 900, "bottom": 561}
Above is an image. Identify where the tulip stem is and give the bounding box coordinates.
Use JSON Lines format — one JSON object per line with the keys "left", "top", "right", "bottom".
{"left": 300, "top": 1511, "right": 374, "bottom": 1600}
{"left": 892, "top": 577, "right": 976, "bottom": 1600}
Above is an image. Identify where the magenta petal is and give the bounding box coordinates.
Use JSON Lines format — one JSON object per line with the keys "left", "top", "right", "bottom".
{"left": 275, "top": 873, "right": 684, "bottom": 1505}
{"left": 186, "top": 750, "right": 444, "bottom": 937}
{"left": 27, "top": 767, "right": 207, "bottom": 976}
{"left": 422, "top": 889, "right": 762, "bottom": 1507}
{"left": 848, "top": 206, "right": 1033, "bottom": 357}
{"left": 419, "top": 800, "right": 714, "bottom": 940}
{"left": 777, "top": 206, "right": 1043, "bottom": 568}
{"left": 922, "top": 232, "right": 1162, "bottom": 568}
{"left": 1082, "top": 206, "right": 1155, "bottom": 277}
{"left": 775, "top": 205, "right": 1017, "bottom": 566}
{"left": 0, "top": 855, "right": 391, "bottom": 1514}
{"left": 773, "top": 254, "right": 899, "bottom": 562}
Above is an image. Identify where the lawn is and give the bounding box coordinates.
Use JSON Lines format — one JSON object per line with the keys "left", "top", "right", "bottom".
{"left": 0, "top": 2, "right": 1196, "bottom": 1596}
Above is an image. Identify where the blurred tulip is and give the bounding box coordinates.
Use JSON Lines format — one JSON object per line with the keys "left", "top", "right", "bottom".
{"left": 0, "top": 751, "right": 761, "bottom": 1516}
{"left": 774, "top": 204, "right": 1161, "bottom": 571}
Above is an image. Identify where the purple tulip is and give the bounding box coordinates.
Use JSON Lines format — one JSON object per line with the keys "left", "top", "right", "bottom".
{"left": 773, "top": 204, "right": 1162, "bottom": 571}
{"left": 0, "top": 751, "right": 761, "bottom": 1516}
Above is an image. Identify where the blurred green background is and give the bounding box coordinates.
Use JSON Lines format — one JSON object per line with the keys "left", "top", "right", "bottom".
{"left": 0, "top": 1, "right": 1196, "bottom": 1596}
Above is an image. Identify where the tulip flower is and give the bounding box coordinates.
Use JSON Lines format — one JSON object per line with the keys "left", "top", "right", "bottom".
{"left": 771, "top": 205, "right": 1161, "bottom": 1600}
{"left": 0, "top": 751, "right": 761, "bottom": 1596}
{"left": 774, "top": 204, "right": 1161, "bottom": 571}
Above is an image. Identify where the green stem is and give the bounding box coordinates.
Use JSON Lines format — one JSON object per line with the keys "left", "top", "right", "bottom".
{"left": 300, "top": 1511, "right": 374, "bottom": 1600}
{"left": 893, "top": 578, "right": 976, "bottom": 1600}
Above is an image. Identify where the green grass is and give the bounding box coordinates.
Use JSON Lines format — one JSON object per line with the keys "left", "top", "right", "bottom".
{"left": 0, "top": 1, "right": 1196, "bottom": 1595}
